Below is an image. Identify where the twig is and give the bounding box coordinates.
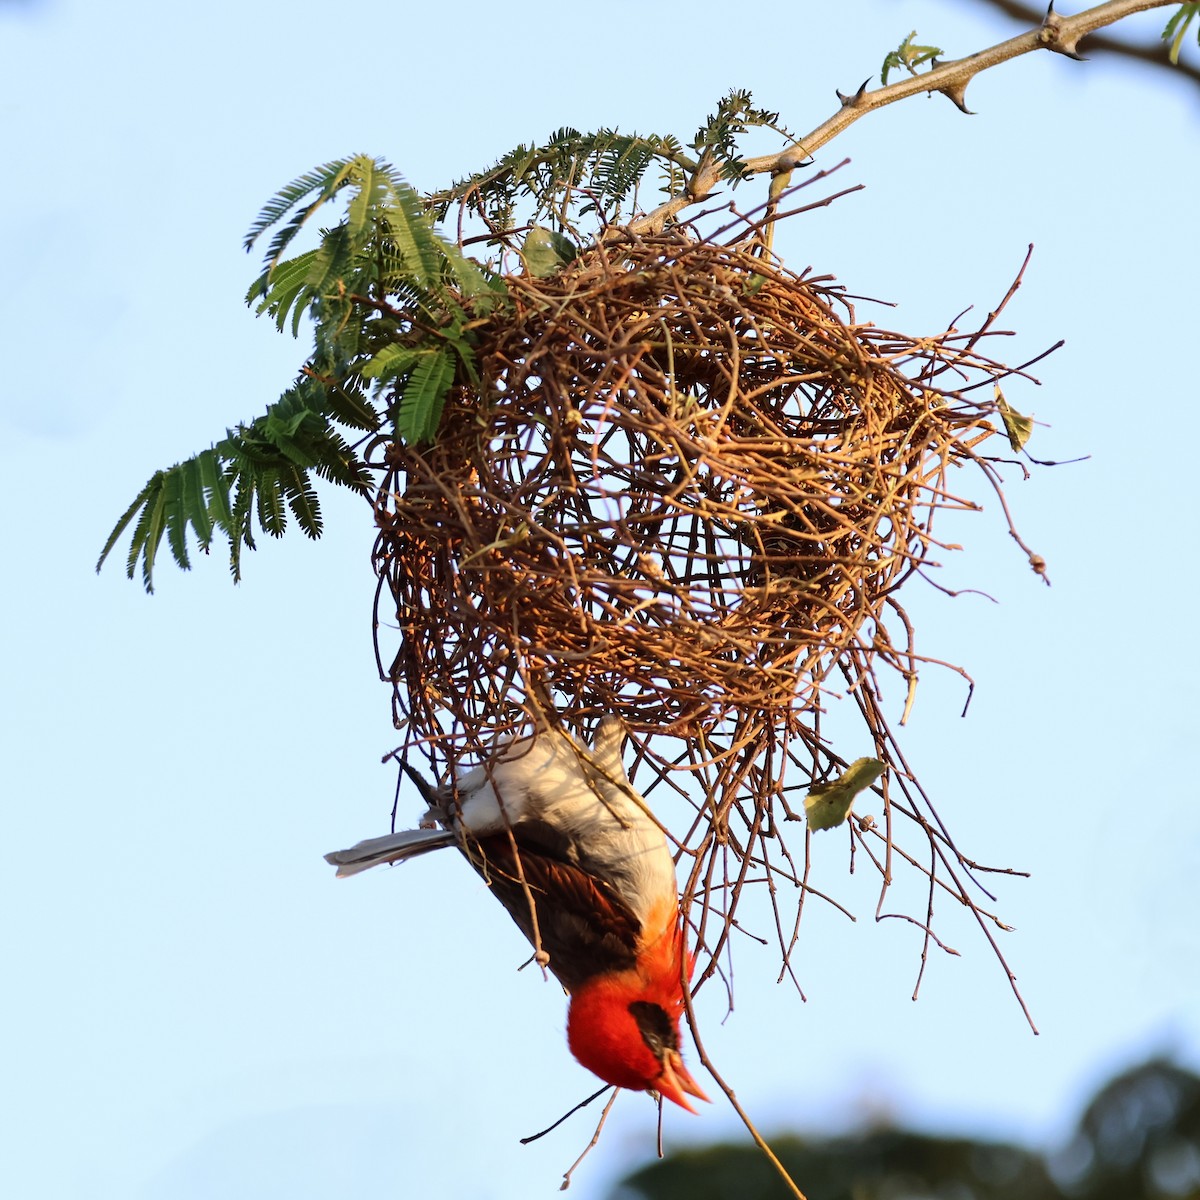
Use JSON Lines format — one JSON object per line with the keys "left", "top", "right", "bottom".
{"left": 520, "top": 1085, "right": 613, "bottom": 1145}
{"left": 680, "top": 987, "right": 809, "bottom": 1200}
{"left": 969, "top": 0, "right": 1200, "bottom": 85}
{"left": 628, "top": 0, "right": 1180, "bottom": 234}
{"left": 558, "top": 1088, "right": 620, "bottom": 1191}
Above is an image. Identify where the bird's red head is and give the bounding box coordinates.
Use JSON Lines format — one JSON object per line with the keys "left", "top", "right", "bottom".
{"left": 565, "top": 944, "right": 709, "bottom": 1113}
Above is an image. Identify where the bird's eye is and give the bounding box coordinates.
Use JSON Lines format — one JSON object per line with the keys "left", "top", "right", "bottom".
{"left": 628, "top": 1000, "right": 678, "bottom": 1057}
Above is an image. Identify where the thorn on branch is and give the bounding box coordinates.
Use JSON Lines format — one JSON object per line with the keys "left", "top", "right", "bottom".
{"left": 940, "top": 81, "right": 975, "bottom": 113}
{"left": 1040, "top": 2, "right": 1088, "bottom": 60}
{"left": 835, "top": 79, "right": 871, "bottom": 107}
{"left": 777, "top": 146, "right": 813, "bottom": 171}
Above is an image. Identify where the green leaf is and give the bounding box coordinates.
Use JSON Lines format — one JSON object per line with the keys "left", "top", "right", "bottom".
{"left": 163, "top": 466, "right": 190, "bottom": 570}
{"left": 805, "top": 758, "right": 885, "bottom": 831}
{"left": 245, "top": 155, "right": 362, "bottom": 275}
{"left": 110, "top": 115, "right": 765, "bottom": 590}
{"left": 1163, "top": 4, "right": 1199, "bottom": 64}
{"left": 255, "top": 469, "right": 287, "bottom": 537}
{"left": 345, "top": 156, "right": 387, "bottom": 249}
{"left": 380, "top": 176, "right": 448, "bottom": 292}
{"left": 321, "top": 379, "right": 381, "bottom": 432}
{"left": 247, "top": 248, "right": 321, "bottom": 334}
{"left": 397, "top": 347, "right": 457, "bottom": 443}
{"left": 428, "top": 127, "right": 697, "bottom": 235}
{"left": 229, "top": 469, "right": 256, "bottom": 581}
{"left": 521, "top": 225, "right": 579, "bottom": 277}
{"left": 98, "top": 395, "right": 369, "bottom": 589}
{"left": 362, "top": 343, "right": 422, "bottom": 383}
{"left": 97, "top": 478, "right": 158, "bottom": 582}
{"left": 443, "top": 249, "right": 505, "bottom": 307}
{"left": 995, "top": 386, "right": 1034, "bottom": 453}
{"left": 127, "top": 474, "right": 169, "bottom": 593}
{"left": 197, "top": 449, "right": 234, "bottom": 537}
{"left": 881, "top": 31, "right": 942, "bottom": 85}
{"left": 180, "top": 456, "right": 213, "bottom": 550}
{"left": 281, "top": 465, "right": 323, "bottom": 538}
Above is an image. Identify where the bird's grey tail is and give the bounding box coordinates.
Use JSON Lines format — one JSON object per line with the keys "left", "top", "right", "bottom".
{"left": 323, "top": 828, "right": 456, "bottom": 878}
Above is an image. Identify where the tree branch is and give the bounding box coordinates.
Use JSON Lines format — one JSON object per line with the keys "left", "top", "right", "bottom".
{"left": 629, "top": 0, "right": 1182, "bottom": 234}
{"left": 968, "top": 0, "right": 1200, "bottom": 84}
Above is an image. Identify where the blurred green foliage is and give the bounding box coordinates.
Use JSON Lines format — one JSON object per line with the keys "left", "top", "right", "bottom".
{"left": 615, "top": 1058, "right": 1200, "bottom": 1200}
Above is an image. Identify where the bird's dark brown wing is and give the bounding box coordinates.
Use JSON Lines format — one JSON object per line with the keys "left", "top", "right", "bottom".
{"left": 465, "top": 824, "right": 642, "bottom": 993}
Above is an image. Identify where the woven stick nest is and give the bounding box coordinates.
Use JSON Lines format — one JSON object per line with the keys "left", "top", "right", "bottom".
{"left": 370, "top": 227, "right": 1035, "bottom": 997}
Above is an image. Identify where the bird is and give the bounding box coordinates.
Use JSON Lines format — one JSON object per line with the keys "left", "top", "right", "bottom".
{"left": 324, "top": 717, "right": 709, "bottom": 1113}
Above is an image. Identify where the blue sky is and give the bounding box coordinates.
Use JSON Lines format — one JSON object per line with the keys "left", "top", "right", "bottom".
{"left": 2, "top": 2, "right": 1197, "bottom": 1198}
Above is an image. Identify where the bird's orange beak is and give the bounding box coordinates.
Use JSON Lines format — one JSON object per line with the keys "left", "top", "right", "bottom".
{"left": 654, "top": 1050, "right": 711, "bottom": 1113}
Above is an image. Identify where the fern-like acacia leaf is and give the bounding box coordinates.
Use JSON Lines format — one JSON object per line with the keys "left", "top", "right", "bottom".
{"left": 397, "top": 347, "right": 457, "bottom": 443}
{"left": 128, "top": 476, "right": 169, "bottom": 591}
{"left": 282, "top": 465, "right": 323, "bottom": 538}
{"left": 254, "top": 468, "right": 287, "bottom": 537}
{"left": 381, "top": 179, "right": 450, "bottom": 292}
{"left": 163, "top": 467, "right": 191, "bottom": 570}
{"left": 114, "top": 98, "right": 801, "bottom": 589}
{"left": 428, "top": 129, "right": 696, "bottom": 234}
{"left": 99, "top": 379, "right": 374, "bottom": 589}
{"left": 245, "top": 156, "right": 363, "bottom": 277}
{"left": 362, "top": 344, "right": 422, "bottom": 384}
{"left": 247, "top": 249, "right": 321, "bottom": 334}
{"left": 98, "top": 478, "right": 158, "bottom": 580}
{"left": 197, "top": 449, "right": 234, "bottom": 537}
{"left": 179, "top": 456, "right": 212, "bottom": 551}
